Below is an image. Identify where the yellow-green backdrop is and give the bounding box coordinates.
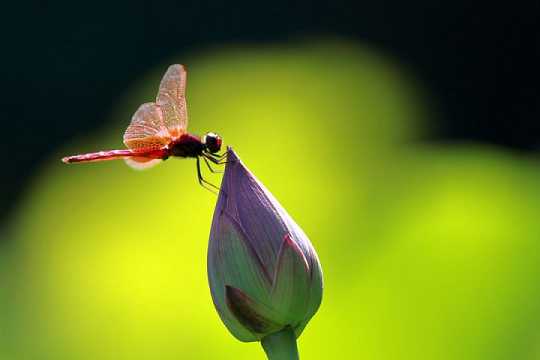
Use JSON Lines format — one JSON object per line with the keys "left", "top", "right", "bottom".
{"left": 2, "top": 40, "right": 540, "bottom": 359}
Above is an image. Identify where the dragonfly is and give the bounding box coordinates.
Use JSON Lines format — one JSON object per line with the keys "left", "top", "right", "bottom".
{"left": 62, "top": 64, "right": 226, "bottom": 190}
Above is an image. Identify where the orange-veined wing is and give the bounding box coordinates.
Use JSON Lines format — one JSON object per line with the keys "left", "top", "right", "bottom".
{"left": 123, "top": 102, "right": 170, "bottom": 150}
{"left": 156, "top": 64, "right": 188, "bottom": 138}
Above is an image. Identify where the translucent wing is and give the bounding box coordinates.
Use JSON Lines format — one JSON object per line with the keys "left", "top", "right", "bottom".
{"left": 156, "top": 64, "right": 188, "bottom": 138}
{"left": 123, "top": 103, "right": 170, "bottom": 150}
{"left": 124, "top": 157, "right": 162, "bottom": 170}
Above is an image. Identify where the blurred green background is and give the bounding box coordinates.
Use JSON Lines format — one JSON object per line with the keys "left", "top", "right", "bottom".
{"left": 2, "top": 41, "right": 540, "bottom": 359}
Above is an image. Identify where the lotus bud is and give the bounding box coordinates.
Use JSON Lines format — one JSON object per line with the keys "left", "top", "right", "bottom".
{"left": 207, "top": 147, "right": 323, "bottom": 359}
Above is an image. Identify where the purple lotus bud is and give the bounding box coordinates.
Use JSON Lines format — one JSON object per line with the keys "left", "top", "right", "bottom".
{"left": 207, "top": 148, "right": 323, "bottom": 347}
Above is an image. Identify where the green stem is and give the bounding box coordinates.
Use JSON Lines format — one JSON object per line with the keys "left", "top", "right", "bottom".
{"left": 261, "top": 327, "right": 299, "bottom": 360}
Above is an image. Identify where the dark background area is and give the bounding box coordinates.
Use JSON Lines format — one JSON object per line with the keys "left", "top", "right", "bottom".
{"left": 1, "top": 0, "right": 539, "bottom": 223}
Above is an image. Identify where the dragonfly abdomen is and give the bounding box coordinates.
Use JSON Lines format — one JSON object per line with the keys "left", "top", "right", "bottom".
{"left": 62, "top": 149, "right": 136, "bottom": 164}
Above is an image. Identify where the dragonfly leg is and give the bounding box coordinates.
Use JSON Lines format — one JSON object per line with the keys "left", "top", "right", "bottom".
{"left": 203, "top": 156, "right": 223, "bottom": 174}
{"left": 203, "top": 152, "right": 229, "bottom": 165}
{"left": 196, "top": 157, "right": 220, "bottom": 193}
{"left": 216, "top": 152, "right": 228, "bottom": 160}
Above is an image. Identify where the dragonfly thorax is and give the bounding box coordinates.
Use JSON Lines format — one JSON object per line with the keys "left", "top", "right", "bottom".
{"left": 170, "top": 134, "right": 205, "bottom": 158}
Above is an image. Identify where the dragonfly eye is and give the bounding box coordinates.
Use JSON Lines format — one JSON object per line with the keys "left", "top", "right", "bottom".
{"left": 204, "top": 132, "right": 222, "bottom": 153}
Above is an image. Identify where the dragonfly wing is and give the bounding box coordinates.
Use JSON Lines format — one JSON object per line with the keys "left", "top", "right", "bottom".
{"left": 124, "top": 157, "right": 163, "bottom": 170}
{"left": 123, "top": 102, "right": 171, "bottom": 150}
{"left": 156, "top": 64, "right": 188, "bottom": 138}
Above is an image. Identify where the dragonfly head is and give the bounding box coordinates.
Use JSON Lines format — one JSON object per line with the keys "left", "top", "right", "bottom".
{"left": 203, "top": 132, "right": 222, "bottom": 154}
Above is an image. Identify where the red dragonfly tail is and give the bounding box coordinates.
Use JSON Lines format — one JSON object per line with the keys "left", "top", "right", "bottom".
{"left": 62, "top": 149, "right": 135, "bottom": 164}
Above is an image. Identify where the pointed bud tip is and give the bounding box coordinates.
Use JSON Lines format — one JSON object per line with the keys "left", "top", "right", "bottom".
{"left": 226, "top": 146, "right": 240, "bottom": 163}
